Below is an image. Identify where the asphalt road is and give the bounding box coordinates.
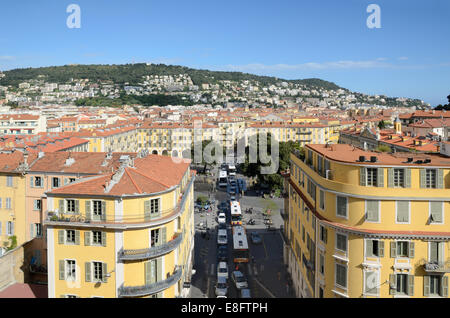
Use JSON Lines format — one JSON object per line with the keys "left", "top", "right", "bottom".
{"left": 189, "top": 166, "right": 294, "bottom": 298}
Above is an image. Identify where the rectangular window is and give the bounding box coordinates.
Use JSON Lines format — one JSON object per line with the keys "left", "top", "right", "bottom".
{"left": 52, "top": 177, "right": 60, "bottom": 188}
{"left": 34, "top": 176, "right": 43, "bottom": 187}
{"left": 397, "top": 241, "right": 409, "bottom": 257}
{"left": 393, "top": 169, "right": 405, "bottom": 187}
{"left": 92, "top": 231, "right": 103, "bottom": 245}
{"left": 366, "top": 239, "right": 384, "bottom": 257}
{"left": 93, "top": 262, "right": 103, "bottom": 282}
{"left": 6, "top": 176, "right": 13, "bottom": 187}
{"left": 35, "top": 224, "right": 42, "bottom": 237}
{"left": 7, "top": 221, "right": 13, "bottom": 235}
{"left": 5, "top": 198, "right": 11, "bottom": 209}
{"left": 429, "top": 275, "right": 441, "bottom": 296}
{"left": 365, "top": 271, "right": 379, "bottom": 295}
{"left": 336, "top": 196, "right": 347, "bottom": 218}
{"left": 335, "top": 263, "right": 347, "bottom": 288}
{"left": 426, "top": 169, "right": 437, "bottom": 188}
{"left": 319, "top": 190, "right": 325, "bottom": 210}
{"left": 365, "top": 200, "right": 379, "bottom": 222}
{"left": 150, "top": 198, "right": 160, "bottom": 216}
{"left": 66, "top": 230, "right": 76, "bottom": 244}
{"left": 396, "top": 274, "right": 408, "bottom": 295}
{"left": 396, "top": 201, "right": 409, "bottom": 223}
{"left": 33, "top": 199, "right": 42, "bottom": 211}
{"left": 320, "top": 226, "right": 327, "bottom": 243}
{"left": 66, "top": 200, "right": 76, "bottom": 213}
{"left": 430, "top": 201, "right": 443, "bottom": 224}
{"left": 336, "top": 233, "right": 347, "bottom": 252}
{"left": 92, "top": 200, "right": 104, "bottom": 219}
{"left": 66, "top": 260, "right": 76, "bottom": 280}
{"left": 366, "top": 168, "right": 378, "bottom": 186}
{"left": 319, "top": 254, "right": 325, "bottom": 275}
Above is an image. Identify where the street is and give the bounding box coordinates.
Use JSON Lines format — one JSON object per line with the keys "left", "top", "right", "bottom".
{"left": 189, "top": 164, "right": 295, "bottom": 298}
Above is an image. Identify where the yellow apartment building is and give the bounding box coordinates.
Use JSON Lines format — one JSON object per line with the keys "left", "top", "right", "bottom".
{"left": 44, "top": 153, "right": 195, "bottom": 298}
{"left": 283, "top": 144, "right": 450, "bottom": 298}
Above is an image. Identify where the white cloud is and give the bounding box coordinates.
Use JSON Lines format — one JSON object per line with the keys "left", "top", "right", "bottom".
{"left": 222, "top": 59, "right": 394, "bottom": 72}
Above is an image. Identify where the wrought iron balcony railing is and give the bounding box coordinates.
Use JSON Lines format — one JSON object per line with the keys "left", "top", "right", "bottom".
{"left": 422, "top": 259, "right": 450, "bottom": 273}
{"left": 118, "top": 266, "right": 183, "bottom": 297}
{"left": 118, "top": 232, "right": 183, "bottom": 261}
{"left": 44, "top": 176, "right": 194, "bottom": 227}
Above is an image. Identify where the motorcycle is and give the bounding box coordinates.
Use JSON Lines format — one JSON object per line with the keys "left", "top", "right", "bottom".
{"left": 247, "top": 219, "right": 256, "bottom": 225}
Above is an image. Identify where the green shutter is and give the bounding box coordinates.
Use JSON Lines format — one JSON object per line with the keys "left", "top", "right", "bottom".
{"left": 437, "top": 169, "right": 444, "bottom": 189}
{"left": 84, "top": 232, "right": 91, "bottom": 246}
{"left": 161, "top": 227, "right": 166, "bottom": 244}
{"left": 101, "top": 201, "right": 107, "bottom": 221}
{"left": 408, "top": 242, "right": 415, "bottom": 258}
{"left": 75, "top": 230, "right": 80, "bottom": 245}
{"left": 379, "top": 241, "right": 385, "bottom": 257}
{"left": 75, "top": 200, "right": 80, "bottom": 214}
{"left": 390, "top": 242, "right": 397, "bottom": 258}
{"left": 366, "top": 200, "right": 379, "bottom": 222}
{"left": 420, "top": 169, "right": 426, "bottom": 188}
{"left": 59, "top": 260, "right": 65, "bottom": 280}
{"left": 430, "top": 242, "right": 438, "bottom": 263}
{"left": 102, "top": 232, "right": 107, "bottom": 247}
{"left": 405, "top": 169, "right": 411, "bottom": 188}
{"left": 58, "top": 230, "right": 64, "bottom": 244}
{"left": 389, "top": 274, "right": 396, "bottom": 295}
{"left": 30, "top": 224, "right": 34, "bottom": 239}
{"left": 408, "top": 275, "right": 414, "bottom": 296}
{"left": 377, "top": 168, "right": 384, "bottom": 187}
{"left": 157, "top": 257, "right": 163, "bottom": 281}
{"left": 397, "top": 201, "right": 409, "bottom": 223}
{"left": 323, "top": 227, "right": 327, "bottom": 244}
{"left": 387, "top": 168, "right": 394, "bottom": 188}
{"left": 59, "top": 200, "right": 65, "bottom": 213}
{"left": 442, "top": 276, "right": 448, "bottom": 298}
{"left": 430, "top": 201, "right": 443, "bottom": 223}
{"left": 145, "top": 262, "right": 151, "bottom": 285}
{"left": 366, "top": 240, "right": 373, "bottom": 257}
{"left": 150, "top": 260, "right": 156, "bottom": 284}
{"left": 102, "top": 263, "right": 107, "bottom": 283}
{"left": 85, "top": 262, "right": 91, "bottom": 282}
{"left": 85, "top": 201, "right": 91, "bottom": 218}
{"left": 424, "top": 276, "right": 430, "bottom": 297}
{"left": 360, "top": 168, "right": 366, "bottom": 186}
{"left": 144, "top": 200, "right": 151, "bottom": 221}
{"left": 30, "top": 176, "right": 34, "bottom": 188}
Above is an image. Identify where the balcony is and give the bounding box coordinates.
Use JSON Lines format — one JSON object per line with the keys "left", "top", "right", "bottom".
{"left": 44, "top": 176, "right": 194, "bottom": 229}
{"left": 118, "top": 266, "right": 183, "bottom": 297}
{"left": 422, "top": 260, "right": 450, "bottom": 273}
{"left": 118, "top": 232, "right": 183, "bottom": 261}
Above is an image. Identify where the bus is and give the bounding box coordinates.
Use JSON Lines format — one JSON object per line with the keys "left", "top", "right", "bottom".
{"left": 232, "top": 226, "right": 249, "bottom": 263}
{"left": 218, "top": 170, "right": 228, "bottom": 187}
{"left": 230, "top": 200, "right": 242, "bottom": 226}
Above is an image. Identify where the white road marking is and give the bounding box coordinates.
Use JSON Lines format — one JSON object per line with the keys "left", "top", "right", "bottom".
{"left": 210, "top": 263, "right": 215, "bottom": 276}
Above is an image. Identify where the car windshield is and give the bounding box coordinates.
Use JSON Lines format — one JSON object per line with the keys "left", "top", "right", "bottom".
{"left": 219, "top": 268, "right": 227, "bottom": 273}
{"left": 235, "top": 275, "right": 245, "bottom": 282}
{"left": 217, "top": 283, "right": 227, "bottom": 289}
{"left": 219, "top": 235, "right": 226, "bottom": 239}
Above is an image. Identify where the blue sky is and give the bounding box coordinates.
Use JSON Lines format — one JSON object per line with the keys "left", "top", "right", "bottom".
{"left": 0, "top": 0, "right": 449, "bottom": 105}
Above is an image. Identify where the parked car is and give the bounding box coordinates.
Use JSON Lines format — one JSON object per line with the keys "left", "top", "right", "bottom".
{"left": 250, "top": 232, "right": 262, "bottom": 244}
{"left": 217, "top": 213, "right": 226, "bottom": 224}
{"left": 217, "top": 229, "right": 228, "bottom": 245}
{"left": 215, "top": 276, "right": 228, "bottom": 297}
{"left": 217, "top": 245, "right": 228, "bottom": 261}
{"left": 232, "top": 271, "right": 248, "bottom": 289}
{"left": 217, "top": 261, "right": 229, "bottom": 279}
{"left": 229, "top": 195, "right": 236, "bottom": 202}
{"left": 240, "top": 288, "right": 251, "bottom": 298}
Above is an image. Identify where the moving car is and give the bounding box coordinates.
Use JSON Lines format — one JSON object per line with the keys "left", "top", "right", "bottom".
{"left": 215, "top": 276, "right": 228, "bottom": 297}
{"left": 240, "top": 288, "right": 251, "bottom": 298}
{"left": 250, "top": 232, "right": 262, "bottom": 244}
{"left": 218, "top": 213, "right": 226, "bottom": 224}
{"left": 217, "top": 261, "right": 228, "bottom": 279}
{"left": 217, "top": 229, "right": 228, "bottom": 245}
{"left": 232, "top": 271, "right": 248, "bottom": 289}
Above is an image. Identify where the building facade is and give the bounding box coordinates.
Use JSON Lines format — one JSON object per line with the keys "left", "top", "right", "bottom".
{"left": 285, "top": 144, "right": 450, "bottom": 298}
